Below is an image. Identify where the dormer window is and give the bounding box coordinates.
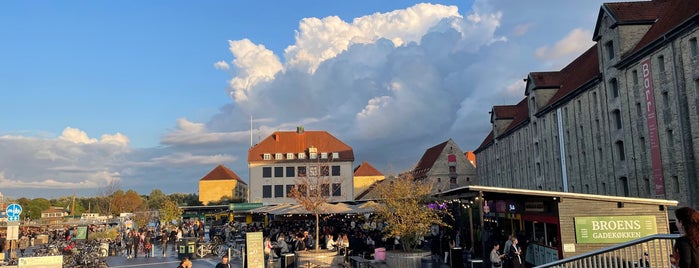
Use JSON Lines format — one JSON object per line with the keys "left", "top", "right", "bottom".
{"left": 310, "top": 152, "right": 317, "bottom": 159}
{"left": 263, "top": 153, "right": 271, "bottom": 160}
{"left": 332, "top": 152, "right": 339, "bottom": 159}
{"left": 605, "top": 41, "right": 615, "bottom": 60}
{"left": 321, "top": 152, "right": 328, "bottom": 159}
{"left": 298, "top": 152, "right": 306, "bottom": 159}
{"left": 286, "top": 153, "right": 295, "bottom": 160}
{"left": 275, "top": 153, "right": 284, "bottom": 160}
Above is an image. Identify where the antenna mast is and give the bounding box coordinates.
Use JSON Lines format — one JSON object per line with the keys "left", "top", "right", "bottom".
{"left": 250, "top": 115, "right": 253, "bottom": 148}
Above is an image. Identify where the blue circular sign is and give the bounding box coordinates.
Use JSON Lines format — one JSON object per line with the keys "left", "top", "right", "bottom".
{"left": 6, "top": 203, "right": 22, "bottom": 217}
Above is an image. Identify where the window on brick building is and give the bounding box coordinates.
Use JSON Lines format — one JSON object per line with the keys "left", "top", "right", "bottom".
{"left": 605, "top": 41, "right": 615, "bottom": 59}
{"left": 632, "top": 70, "right": 639, "bottom": 86}
{"left": 332, "top": 165, "right": 341, "bottom": 176}
{"left": 263, "top": 167, "right": 272, "bottom": 178}
{"left": 658, "top": 55, "right": 666, "bottom": 73}
{"left": 610, "top": 78, "right": 619, "bottom": 98}
{"left": 332, "top": 183, "right": 342, "bottom": 196}
{"left": 691, "top": 38, "right": 699, "bottom": 57}
{"left": 615, "top": 141, "right": 626, "bottom": 161}
{"left": 613, "top": 109, "right": 622, "bottom": 129}
{"left": 286, "top": 166, "right": 295, "bottom": 177}
{"left": 620, "top": 177, "right": 629, "bottom": 197}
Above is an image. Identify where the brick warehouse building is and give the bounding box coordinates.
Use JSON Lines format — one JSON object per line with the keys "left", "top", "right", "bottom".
{"left": 474, "top": 0, "right": 699, "bottom": 211}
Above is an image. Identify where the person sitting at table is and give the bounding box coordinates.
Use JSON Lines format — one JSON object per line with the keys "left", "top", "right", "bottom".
{"left": 326, "top": 234, "right": 337, "bottom": 251}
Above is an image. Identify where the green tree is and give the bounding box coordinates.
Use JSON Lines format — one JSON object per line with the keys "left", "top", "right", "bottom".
{"left": 147, "top": 189, "right": 167, "bottom": 210}
{"left": 159, "top": 199, "right": 183, "bottom": 224}
{"left": 25, "top": 198, "right": 51, "bottom": 220}
{"left": 374, "top": 174, "right": 450, "bottom": 252}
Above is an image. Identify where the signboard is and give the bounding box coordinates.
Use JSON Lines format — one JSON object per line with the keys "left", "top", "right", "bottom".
{"left": 575, "top": 215, "right": 657, "bottom": 243}
{"left": 246, "top": 232, "right": 264, "bottom": 268}
{"left": 7, "top": 203, "right": 22, "bottom": 221}
{"left": 7, "top": 222, "right": 20, "bottom": 240}
{"left": 641, "top": 58, "right": 665, "bottom": 196}
{"left": 76, "top": 226, "right": 88, "bottom": 240}
{"left": 18, "top": 256, "right": 63, "bottom": 268}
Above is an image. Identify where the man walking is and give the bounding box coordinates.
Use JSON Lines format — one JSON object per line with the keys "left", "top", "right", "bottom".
{"left": 215, "top": 255, "right": 231, "bottom": 268}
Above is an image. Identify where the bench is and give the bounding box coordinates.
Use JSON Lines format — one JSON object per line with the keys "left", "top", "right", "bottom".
{"left": 349, "top": 256, "right": 372, "bottom": 268}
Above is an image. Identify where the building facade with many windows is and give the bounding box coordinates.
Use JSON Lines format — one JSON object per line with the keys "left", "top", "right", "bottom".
{"left": 247, "top": 127, "right": 355, "bottom": 204}
{"left": 475, "top": 0, "right": 699, "bottom": 210}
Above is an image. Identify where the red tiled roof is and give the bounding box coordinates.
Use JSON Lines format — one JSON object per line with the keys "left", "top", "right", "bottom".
{"left": 529, "top": 72, "right": 563, "bottom": 89}
{"left": 354, "top": 161, "right": 384, "bottom": 177}
{"left": 248, "top": 130, "right": 354, "bottom": 162}
{"left": 475, "top": 131, "right": 494, "bottom": 153}
{"left": 500, "top": 98, "right": 529, "bottom": 135}
{"left": 544, "top": 45, "right": 600, "bottom": 107}
{"left": 412, "top": 140, "right": 449, "bottom": 179}
{"left": 200, "top": 164, "right": 246, "bottom": 185}
{"left": 629, "top": 0, "right": 699, "bottom": 55}
{"left": 605, "top": 1, "right": 664, "bottom": 23}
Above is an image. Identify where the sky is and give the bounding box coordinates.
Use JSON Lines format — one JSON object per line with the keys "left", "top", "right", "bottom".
{"left": 0, "top": 0, "right": 619, "bottom": 199}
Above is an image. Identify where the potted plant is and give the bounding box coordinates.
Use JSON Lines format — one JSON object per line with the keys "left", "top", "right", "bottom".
{"left": 374, "top": 174, "right": 451, "bottom": 268}
{"left": 288, "top": 157, "right": 343, "bottom": 266}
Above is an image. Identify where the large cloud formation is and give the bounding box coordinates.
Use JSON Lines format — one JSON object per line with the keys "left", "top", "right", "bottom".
{"left": 1, "top": 0, "right": 607, "bottom": 198}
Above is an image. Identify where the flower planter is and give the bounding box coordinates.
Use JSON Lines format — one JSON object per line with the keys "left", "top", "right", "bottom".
{"left": 385, "top": 250, "right": 431, "bottom": 268}
{"left": 295, "top": 250, "right": 343, "bottom": 268}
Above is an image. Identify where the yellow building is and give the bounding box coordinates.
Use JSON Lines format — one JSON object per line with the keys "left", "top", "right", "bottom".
{"left": 198, "top": 165, "right": 248, "bottom": 205}
{"left": 353, "top": 161, "right": 384, "bottom": 200}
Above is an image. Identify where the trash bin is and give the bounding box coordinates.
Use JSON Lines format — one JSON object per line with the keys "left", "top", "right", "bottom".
{"left": 281, "top": 253, "right": 295, "bottom": 268}
{"left": 178, "top": 238, "right": 197, "bottom": 260}
{"left": 450, "top": 247, "right": 464, "bottom": 268}
{"left": 421, "top": 256, "right": 435, "bottom": 268}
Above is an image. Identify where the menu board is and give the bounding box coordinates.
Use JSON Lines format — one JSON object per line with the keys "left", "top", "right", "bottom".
{"left": 246, "top": 232, "right": 264, "bottom": 268}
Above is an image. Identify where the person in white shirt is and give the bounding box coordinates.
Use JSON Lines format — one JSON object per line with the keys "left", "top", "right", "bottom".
{"left": 326, "top": 234, "right": 336, "bottom": 251}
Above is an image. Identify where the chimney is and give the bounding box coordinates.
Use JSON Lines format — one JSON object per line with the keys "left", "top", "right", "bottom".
{"left": 297, "top": 126, "right": 304, "bottom": 134}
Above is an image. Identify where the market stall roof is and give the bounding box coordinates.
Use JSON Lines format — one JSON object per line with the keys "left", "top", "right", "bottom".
{"left": 274, "top": 203, "right": 353, "bottom": 215}
{"left": 439, "top": 185, "right": 678, "bottom": 206}
{"left": 349, "top": 201, "right": 381, "bottom": 214}
{"left": 248, "top": 203, "right": 293, "bottom": 214}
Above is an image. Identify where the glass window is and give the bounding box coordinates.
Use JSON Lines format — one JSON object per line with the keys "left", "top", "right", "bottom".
{"left": 332, "top": 152, "right": 339, "bottom": 159}
{"left": 262, "top": 185, "right": 272, "bottom": 198}
{"left": 309, "top": 166, "right": 318, "bottom": 176}
{"left": 286, "top": 167, "right": 295, "bottom": 177}
{"left": 286, "top": 153, "right": 295, "bottom": 160}
{"left": 263, "top": 153, "right": 271, "bottom": 160}
{"left": 274, "top": 185, "right": 284, "bottom": 197}
{"left": 321, "top": 152, "right": 328, "bottom": 159}
{"left": 321, "top": 165, "right": 329, "bottom": 176}
{"left": 298, "top": 166, "right": 307, "bottom": 177}
{"left": 691, "top": 38, "right": 699, "bottom": 57}
{"left": 275, "top": 153, "right": 284, "bottom": 160}
{"left": 286, "top": 185, "right": 294, "bottom": 197}
{"left": 332, "top": 183, "right": 342, "bottom": 197}
{"left": 331, "top": 165, "right": 341, "bottom": 176}
{"left": 321, "top": 184, "right": 330, "bottom": 197}
{"left": 274, "top": 167, "right": 283, "bottom": 177}
{"left": 620, "top": 177, "right": 629, "bottom": 197}
{"left": 262, "top": 167, "right": 272, "bottom": 178}
{"left": 298, "top": 152, "right": 306, "bottom": 159}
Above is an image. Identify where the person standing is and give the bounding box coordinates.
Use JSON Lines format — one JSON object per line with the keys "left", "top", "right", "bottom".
{"left": 160, "top": 229, "right": 169, "bottom": 257}
{"left": 18, "top": 235, "right": 29, "bottom": 257}
{"left": 508, "top": 238, "right": 524, "bottom": 268}
{"left": 490, "top": 243, "right": 505, "bottom": 268}
{"left": 125, "top": 232, "right": 133, "bottom": 258}
{"left": 673, "top": 207, "right": 699, "bottom": 268}
{"left": 180, "top": 256, "right": 192, "bottom": 268}
{"left": 132, "top": 230, "right": 140, "bottom": 259}
{"left": 215, "top": 255, "right": 231, "bottom": 268}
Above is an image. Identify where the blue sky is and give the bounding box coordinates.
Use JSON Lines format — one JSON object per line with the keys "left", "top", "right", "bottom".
{"left": 1, "top": 0, "right": 615, "bottom": 199}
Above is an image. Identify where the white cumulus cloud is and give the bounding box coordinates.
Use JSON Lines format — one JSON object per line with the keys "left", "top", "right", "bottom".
{"left": 535, "top": 28, "right": 594, "bottom": 61}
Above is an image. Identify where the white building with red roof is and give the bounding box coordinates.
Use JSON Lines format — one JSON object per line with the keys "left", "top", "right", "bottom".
{"left": 247, "top": 127, "right": 355, "bottom": 204}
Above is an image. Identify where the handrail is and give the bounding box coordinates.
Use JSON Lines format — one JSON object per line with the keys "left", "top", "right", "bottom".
{"left": 534, "top": 234, "right": 680, "bottom": 268}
